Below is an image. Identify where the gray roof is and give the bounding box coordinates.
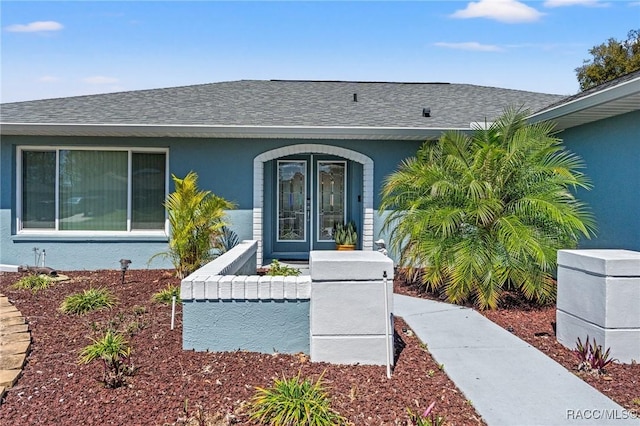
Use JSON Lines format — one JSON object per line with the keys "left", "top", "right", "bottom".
{"left": 1, "top": 80, "right": 563, "bottom": 131}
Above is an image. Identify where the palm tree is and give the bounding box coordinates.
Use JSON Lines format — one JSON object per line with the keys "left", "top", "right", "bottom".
{"left": 158, "top": 171, "right": 235, "bottom": 278}
{"left": 380, "top": 108, "right": 595, "bottom": 309}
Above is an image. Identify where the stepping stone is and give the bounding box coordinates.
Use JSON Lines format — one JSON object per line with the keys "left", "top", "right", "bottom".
{"left": 0, "top": 298, "right": 11, "bottom": 307}
{"left": 0, "top": 310, "right": 22, "bottom": 319}
{"left": 0, "top": 370, "right": 21, "bottom": 388}
{"left": 0, "top": 317, "right": 25, "bottom": 327}
{"left": 0, "top": 385, "right": 5, "bottom": 400}
{"left": 0, "top": 353, "right": 26, "bottom": 370}
{"left": 0, "top": 341, "right": 30, "bottom": 356}
{"left": 0, "top": 306, "right": 19, "bottom": 314}
{"left": 0, "top": 332, "right": 30, "bottom": 344}
{"left": 0, "top": 324, "right": 29, "bottom": 336}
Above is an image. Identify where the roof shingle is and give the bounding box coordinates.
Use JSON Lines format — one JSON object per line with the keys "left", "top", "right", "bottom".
{"left": 0, "top": 80, "right": 564, "bottom": 129}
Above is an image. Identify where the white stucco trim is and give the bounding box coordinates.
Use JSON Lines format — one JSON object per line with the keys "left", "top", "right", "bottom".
{"left": 253, "top": 144, "right": 374, "bottom": 266}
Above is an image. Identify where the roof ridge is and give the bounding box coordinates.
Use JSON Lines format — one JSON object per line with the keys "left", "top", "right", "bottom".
{"left": 268, "top": 79, "right": 450, "bottom": 85}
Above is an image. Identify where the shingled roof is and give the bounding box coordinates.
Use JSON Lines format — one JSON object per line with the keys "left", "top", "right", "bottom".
{"left": 1, "top": 80, "right": 563, "bottom": 131}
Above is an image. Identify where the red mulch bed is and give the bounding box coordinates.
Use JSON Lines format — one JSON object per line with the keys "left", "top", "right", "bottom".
{"left": 0, "top": 270, "right": 485, "bottom": 425}
{"left": 393, "top": 276, "right": 640, "bottom": 414}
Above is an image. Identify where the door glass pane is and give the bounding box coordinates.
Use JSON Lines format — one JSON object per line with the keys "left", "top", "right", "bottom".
{"left": 317, "top": 161, "right": 345, "bottom": 241}
{"left": 278, "top": 161, "right": 306, "bottom": 241}
{"left": 22, "top": 151, "right": 56, "bottom": 229}
{"left": 59, "top": 150, "right": 127, "bottom": 231}
{"left": 132, "top": 152, "right": 166, "bottom": 230}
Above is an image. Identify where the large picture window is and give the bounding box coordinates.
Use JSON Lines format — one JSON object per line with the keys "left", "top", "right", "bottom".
{"left": 19, "top": 148, "right": 167, "bottom": 233}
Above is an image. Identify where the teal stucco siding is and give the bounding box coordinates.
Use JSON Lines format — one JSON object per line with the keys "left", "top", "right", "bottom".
{"left": 1, "top": 135, "right": 422, "bottom": 269}
{"left": 561, "top": 110, "right": 640, "bottom": 251}
{"left": 182, "top": 299, "right": 310, "bottom": 354}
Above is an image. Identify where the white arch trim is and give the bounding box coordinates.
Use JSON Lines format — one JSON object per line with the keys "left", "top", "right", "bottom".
{"left": 253, "top": 144, "right": 374, "bottom": 266}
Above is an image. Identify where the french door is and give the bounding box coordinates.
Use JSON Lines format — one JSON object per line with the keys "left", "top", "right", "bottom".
{"left": 265, "top": 154, "right": 360, "bottom": 260}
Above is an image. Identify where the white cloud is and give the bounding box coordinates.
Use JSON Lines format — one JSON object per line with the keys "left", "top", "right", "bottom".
{"left": 38, "top": 76, "right": 60, "bottom": 83}
{"left": 434, "top": 41, "right": 503, "bottom": 52}
{"left": 83, "top": 76, "right": 120, "bottom": 85}
{"left": 451, "top": 0, "right": 544, "bottom": 23}
{"left": 544, "top": 0, "right": 609, "bottom": 7}
{"left": 628, "top": 1, "right": 640, "bottom": 5}
{"left": 5, "top": 21, "right": 63, "bottom": 33}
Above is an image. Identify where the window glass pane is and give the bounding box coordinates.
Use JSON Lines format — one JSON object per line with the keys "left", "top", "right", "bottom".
{"left": 278, "top": 161, "right": 306, "bottom": 241}
{"left": 132, "top": 152, "right": 166, "bottom": 229}
{"left": 22, "top": 151, "right": 56, "bottom": 229}
{"left": 318, "top": 162, "right": 345, "bottom": 241}
{"left": 59, "top": 150, "right": 127, "bottom": 231}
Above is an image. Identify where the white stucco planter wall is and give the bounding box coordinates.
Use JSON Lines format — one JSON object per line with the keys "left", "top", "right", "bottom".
{"left": 556, "top": 249, "right": 640, "bottom": 364}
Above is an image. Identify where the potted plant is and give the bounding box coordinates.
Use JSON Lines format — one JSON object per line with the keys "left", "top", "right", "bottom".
{"left": 334, "top": 221, "right": 357, "bottom": 250}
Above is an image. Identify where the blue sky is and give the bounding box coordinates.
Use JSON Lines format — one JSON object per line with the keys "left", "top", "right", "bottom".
{"left": 2, "top": 1, "right": 639, "bottom": 102}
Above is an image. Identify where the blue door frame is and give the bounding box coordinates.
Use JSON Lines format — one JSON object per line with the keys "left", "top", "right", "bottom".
{"left": 263, "top": 154, "right": 363, "bottom": 261}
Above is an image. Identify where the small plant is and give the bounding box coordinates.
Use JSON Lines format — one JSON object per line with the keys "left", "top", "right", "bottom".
{"left": 407, "top": 401, "right": 446, "bottom": 426}
{"left": 11, "top": 274, "right": 53, "bottom": 292}
{"left": 632, "top": 397, "right": 640, "bottom": 406}
{"left": 78, "top": 330, "right": 134, "bottom": 388}
{"left": 574, "top": 336, "right": 617, "bottom": 374}
{"left": 60, "top": 287, "right": 117, "bottom": 315}
{"left": 266, "top": 260, "right": 301, "bottom": 277}
{"left": 132, "top": 305, "right": 147, "bottom": 316}
{"left": 152, "top": 284, "right": 181, "bottom": 304}
{"left": 215, "top": 226, "right": 240, "bottom": 254}
{"left": 249, "top": 371, "right": 346, "bottom": 426}
{"left": 333, "top": 221, "right": 357, "bottom": 247}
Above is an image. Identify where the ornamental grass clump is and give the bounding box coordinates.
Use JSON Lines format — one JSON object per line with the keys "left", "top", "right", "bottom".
{"left": 11, "top": 274, "right": 53, "bottom": 293}
{"left": 79, "top": 330, "right": 134, "bottom": 388}
{"left": 380, "top": 107, "right": 595, "bottom": 309}
{"left": 60, "top": 287, "right": 117, "bottom": 315}
{"left": 249, "top": 371, "right": 346, "bottom": 426}
{"left": 151, "top": 284, "right": 181, "bottom": 304}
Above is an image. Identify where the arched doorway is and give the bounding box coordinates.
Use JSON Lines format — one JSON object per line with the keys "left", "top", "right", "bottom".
{"left": 253, "top": 144, "right": 373, "bottom": 266}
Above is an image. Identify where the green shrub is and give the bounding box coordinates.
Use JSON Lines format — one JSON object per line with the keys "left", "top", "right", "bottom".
{"left": 249, "top": 372, "right": 346, "bottom": 426}
{"left": 380, "top": 107, "right": 595, "bottom": 309}
{"left": 152, "top": 284, "right": 181, "bottom": 304}
{"left": 79, "top": 330, "right": 134, "bottom": 388}
{"left": 150, "top": 171, "right": 236, "bottom": 279}
{"left": 11, "top": 274, "right": 53, "bottom": 292}
{"left": 266, "top": 260, "right": 301, "bottom": 277}
{"left": 60, "top": 287, "right": 117, "bottom": 315}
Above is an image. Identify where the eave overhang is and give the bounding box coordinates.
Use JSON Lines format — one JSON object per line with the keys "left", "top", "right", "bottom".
{"left": 0, "top": 123, "right": 466, "bottom": 141}
{"left": 528, "top": 75, "right": 640, "bottom": 130}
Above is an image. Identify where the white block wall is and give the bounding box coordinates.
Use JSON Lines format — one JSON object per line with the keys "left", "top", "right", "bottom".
{"left": 556, "top": 249, "right": 640, "bottom": 364}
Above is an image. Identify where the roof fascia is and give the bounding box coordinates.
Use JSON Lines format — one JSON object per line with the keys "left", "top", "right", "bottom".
{"left": 0, "top": 124, "right": 465, "bottom": 140}
{"left": 528, "top": 75, "right": 640, "bottom": 123}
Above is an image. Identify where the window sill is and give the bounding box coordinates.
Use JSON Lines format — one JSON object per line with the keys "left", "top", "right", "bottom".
{"left": 12, "top": 233, "right": 168, "bottom": 243}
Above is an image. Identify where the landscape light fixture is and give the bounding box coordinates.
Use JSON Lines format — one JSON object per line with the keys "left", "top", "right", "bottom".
{"left": 119, "top": 259, "right": 132, "bottom": 284}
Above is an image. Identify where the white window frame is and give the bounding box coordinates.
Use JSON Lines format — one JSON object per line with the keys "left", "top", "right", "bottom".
{"left": 16, "top": 146, "right": 169, "bottom": 236}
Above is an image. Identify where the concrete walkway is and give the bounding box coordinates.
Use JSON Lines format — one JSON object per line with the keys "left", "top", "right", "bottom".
{"left": 0, "top": 293, "right": 30, "bottom": 404}
{"left": 394, "top": 294, "right": 639, "bottom": 426}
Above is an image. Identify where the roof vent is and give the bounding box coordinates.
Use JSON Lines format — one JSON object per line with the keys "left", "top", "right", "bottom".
{"left": 353, "top": 93, "right": 358, "bottom": 102}
{"left": 422, "top": 108, "right": 431, "bottom": 117}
